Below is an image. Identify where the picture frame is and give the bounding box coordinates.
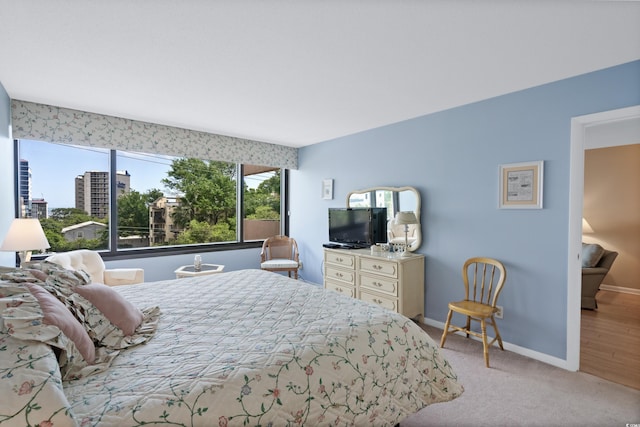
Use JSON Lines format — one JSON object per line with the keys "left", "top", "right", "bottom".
{"left": 322, "top": 179, "right": 334, "bottom": 200}
{"left": 499, "top": 161, "right": 544, "bottom": 209}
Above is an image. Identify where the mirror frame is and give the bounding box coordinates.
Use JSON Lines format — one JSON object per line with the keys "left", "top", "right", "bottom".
{"left": 346, "top": 186, "right": 422, "bottom": 251}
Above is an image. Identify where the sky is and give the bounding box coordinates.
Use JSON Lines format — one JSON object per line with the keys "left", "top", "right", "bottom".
{"left": 21, "top": 140, "right": 175, "bottom": 210}
{"left": 19, "top": 140, "right": 271, "bottom": 211}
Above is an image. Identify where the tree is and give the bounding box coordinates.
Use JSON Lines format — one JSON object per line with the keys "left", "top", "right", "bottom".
{"left": 172, "top": 219, "right": 236, "bottom": 244}
{"left": 245, "top": 170, "right": 280, "bottom": 219}
{"left": 117, "top": 188, "right": 164, "bottom": 238}
{"left": 40, "top": 208, "right": 108, "bottom": 252}
{"left": 162, "top": 158, "right": 236, "bottom": 228}
{"left": 49, "top": 208, "right": 94, "bottom": 227}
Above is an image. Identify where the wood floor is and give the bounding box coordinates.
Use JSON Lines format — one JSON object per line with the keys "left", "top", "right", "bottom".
{"left": 580, "top": 289, "right": 640, "bottom": 390}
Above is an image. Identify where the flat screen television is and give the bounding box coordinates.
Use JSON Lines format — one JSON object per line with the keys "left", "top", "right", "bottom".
{"left": 328, "top": 207, "right": 387, "bottom": 248}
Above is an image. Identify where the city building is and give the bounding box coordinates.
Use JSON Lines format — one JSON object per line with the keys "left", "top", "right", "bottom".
{"left": 30, "top": 198, "right": 48, "bottom": 219}
{"left": 19, "top": 159, "right": 31, "bottom": 217}
{"left": 74, "top": 170, "right": 131, "bottom": 218}
{"left": 149, "top": 196, "right": 182, "bottom": 245}
{"left": 61, "top": 221, "right": 107, "bottom": 242}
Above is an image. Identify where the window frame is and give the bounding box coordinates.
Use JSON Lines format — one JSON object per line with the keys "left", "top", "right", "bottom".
{"left": 14, "top": 139, "right": 289, "bottom": 261}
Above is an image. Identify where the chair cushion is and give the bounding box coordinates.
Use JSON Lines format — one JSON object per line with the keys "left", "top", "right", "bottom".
{"left": 582, "top": 243, "right": 605, "bottom": 268}
{"left": 261, "top": 259, "right": 299, "bottom": 269}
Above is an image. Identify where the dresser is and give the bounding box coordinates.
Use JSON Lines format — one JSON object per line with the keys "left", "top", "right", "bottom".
{"left": 323, "top": 248, "right": 425, "bottom": 322}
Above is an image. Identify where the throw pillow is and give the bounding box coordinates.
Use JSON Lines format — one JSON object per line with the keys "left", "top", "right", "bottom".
{"left": 582, "top": 243, "right": 605, "bottom": 268}
{"left": 74, "top": 283, "right": 143, "bottom": 336}
{"left": 23, "top": 283, "right": 96, "bottom": 363}
{"left": 0, "top": 282, "right": 95, "bottom": 364}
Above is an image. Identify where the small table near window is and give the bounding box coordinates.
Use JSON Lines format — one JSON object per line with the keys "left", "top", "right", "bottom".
{"left": 174, "top": 264, "right": 225, "bottom": 279}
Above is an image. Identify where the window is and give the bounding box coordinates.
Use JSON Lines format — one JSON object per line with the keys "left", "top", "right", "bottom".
{"left": 15, "top": 140, "right": 285, "bottom": 256}
{"left": 243, "top": 165, "right": 282, "bottom": 241}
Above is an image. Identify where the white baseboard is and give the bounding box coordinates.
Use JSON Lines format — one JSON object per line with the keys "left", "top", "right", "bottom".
{"left": 599, "top": 284, "right": 640, "bottom": 295}
{"left": 422, "top": 317, "right": 573, "bottom": 371}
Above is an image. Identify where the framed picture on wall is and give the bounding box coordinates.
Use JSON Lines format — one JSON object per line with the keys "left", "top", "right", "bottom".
{"left": 499, "top": 161, "right": 544, "bottom": 209}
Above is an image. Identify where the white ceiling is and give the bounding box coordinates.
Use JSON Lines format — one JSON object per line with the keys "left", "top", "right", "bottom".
{"left": 1, "top": 1, "right": 639, "bottom": 148}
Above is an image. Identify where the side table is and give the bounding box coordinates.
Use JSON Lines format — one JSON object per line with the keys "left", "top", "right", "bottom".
{"left": 174, "top": 264, "right": 225, "bottom": 279}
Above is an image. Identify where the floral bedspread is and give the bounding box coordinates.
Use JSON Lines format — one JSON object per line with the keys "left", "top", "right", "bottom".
{"left": 61, "top": 269, "right": 462, "bottom": 426}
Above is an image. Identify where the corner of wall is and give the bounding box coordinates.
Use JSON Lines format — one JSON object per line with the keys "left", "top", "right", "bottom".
{"left": 0, "top": 83, "right": 16, "bottom": 267}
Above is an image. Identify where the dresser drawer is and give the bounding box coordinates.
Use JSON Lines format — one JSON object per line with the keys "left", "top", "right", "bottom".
{"left": 324, "top": 251, "right": 356, "bottom": 269}
{"left": 325, "top": 265, "right": 356, "bottom": 285}
{"left": 359, "top": 274, "right": 398, "bottom": 296}
{"left": 325, "top": 280, "right": 356, "bottom": 298}
{"left": 360, "top": 257, "right": 398, "bottom": 278}
{"left": 360, "top": 290, "right": 398, "bottom": 312}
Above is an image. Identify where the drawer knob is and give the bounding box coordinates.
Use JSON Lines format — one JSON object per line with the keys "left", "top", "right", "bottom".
{"left": 374, "top": 299, "right": 383, "bottom": 304}
{"left": 374, "top": 282, "right": 382, "bottom": 287}
{"left": 373, "top": 265, "right": 383, "bottom": 270}
{"left": 335, "top": 272, "right": 343, "bottom": 278}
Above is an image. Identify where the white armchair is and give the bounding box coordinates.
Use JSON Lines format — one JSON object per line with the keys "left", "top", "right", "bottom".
{"left": 387, "top": 220, "right": 418, "bottom": 247}
{"left": 45, "top": 249, "right": 144, "bottom": 286}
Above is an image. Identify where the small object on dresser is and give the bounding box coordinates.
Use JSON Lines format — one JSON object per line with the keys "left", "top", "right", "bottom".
{"left": 194, "top": 255, "right": 202, "bottom": 272}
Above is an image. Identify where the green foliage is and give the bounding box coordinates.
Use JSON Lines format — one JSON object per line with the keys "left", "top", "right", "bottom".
{"left": 162, "top": 158, "right": 237, "bottom": 228}
{"left": 172, "top": 220, "right": 236, "bottom": 244}
{"left": 40, "top": 209, "right": 108, "bottom": 252}
{"left": 37, "top": 159, "right": 281, "bottom": 252}
{"left": 117, "top": 189, "right": 163, "bottom": 238}
{"left": 48, "top": 208, "right": 95, "bottom": 227}
{"left": 245, "top": 170, "right": 280, "bottom": 219}
{"left": 246, "top": 206, "right": 280, "bottom": 220}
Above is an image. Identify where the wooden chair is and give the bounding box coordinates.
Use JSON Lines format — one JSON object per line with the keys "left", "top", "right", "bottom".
{"left": 440, "top": 257, "right": 507, "bottom": 367}
{"left": 260, "top": 235, "right": 300, "bottom": 279}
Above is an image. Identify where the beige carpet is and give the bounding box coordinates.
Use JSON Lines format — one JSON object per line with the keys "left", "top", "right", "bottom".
{"left": 401, "top": 325, "right": 640, "bottom": 427}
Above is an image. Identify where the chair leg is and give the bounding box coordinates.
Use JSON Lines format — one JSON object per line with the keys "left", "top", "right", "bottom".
{"left": 440, "top": 310, "right": 453, "bottom": 348}
{"left": 481, "top": 318, "right": 490, "bottom": 368}
{"left": 490, "top": 316, "right": 504, "bottom": 350}
{"left": 465, "top": 316, "right": 471, "bottom": 338}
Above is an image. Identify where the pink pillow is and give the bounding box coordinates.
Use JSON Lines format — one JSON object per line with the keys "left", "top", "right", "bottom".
{"left": 24, "top": 283, "right": 96, "bottom": 363}
{"left": 75, "top": 283, "right": 143, "bottom": 336}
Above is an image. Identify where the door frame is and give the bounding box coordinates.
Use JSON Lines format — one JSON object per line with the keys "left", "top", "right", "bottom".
{"left": 567, "top": 105, "right": 640, "bottom": 371}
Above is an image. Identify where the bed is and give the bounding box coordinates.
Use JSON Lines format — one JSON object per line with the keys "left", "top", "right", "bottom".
{"left": 0, "top": 265, "right": 463, "bottom": 426}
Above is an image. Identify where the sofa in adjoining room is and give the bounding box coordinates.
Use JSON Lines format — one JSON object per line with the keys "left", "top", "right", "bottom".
{"left": 581, "top": 243, "right": 618, "bottom": 310}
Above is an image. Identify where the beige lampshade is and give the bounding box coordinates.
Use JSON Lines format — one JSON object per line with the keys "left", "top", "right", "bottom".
{"left": 582, "top": 218, "right": 594, "bottom": 234}
{"left": 0, "top": 218, "right": 51, "bottom": 252}
{"left": 395, "top": 211, "right": 418, "bottom": 225}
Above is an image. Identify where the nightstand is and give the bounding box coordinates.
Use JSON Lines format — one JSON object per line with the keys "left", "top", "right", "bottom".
{"left": 174, "top": 264, "right": 225, "bottom": 279}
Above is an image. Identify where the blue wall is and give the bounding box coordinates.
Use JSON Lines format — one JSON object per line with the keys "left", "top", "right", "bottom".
{"left": 0, "top": 82, "right": 15, "bottom": 267}
{"left": 290, "top": 60, "right": 640, "bottom": 360}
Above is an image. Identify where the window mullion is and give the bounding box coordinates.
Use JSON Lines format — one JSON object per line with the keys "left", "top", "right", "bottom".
{"left": 109, "top": 150, "right": 118, "bottom": 253}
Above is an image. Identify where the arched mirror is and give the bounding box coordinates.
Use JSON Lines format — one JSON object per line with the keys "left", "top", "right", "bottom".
{"left": 346, "top": 186, "right": 422, "bottom": 251}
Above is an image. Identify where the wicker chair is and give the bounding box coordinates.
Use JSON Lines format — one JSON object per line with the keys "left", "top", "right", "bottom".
{"left": 260, "top": 235, "right": 300, "bottom": 279}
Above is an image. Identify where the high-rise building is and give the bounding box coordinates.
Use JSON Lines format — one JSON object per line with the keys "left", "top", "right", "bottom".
{"left": 75, "top": 170, "right": 131, "bottom": 218}
{"left": 19, "top": 159, "right": 32, "bottom": 217}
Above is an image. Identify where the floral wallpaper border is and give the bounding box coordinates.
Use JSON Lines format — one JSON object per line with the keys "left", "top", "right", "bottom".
{"left": 11, "top": 100, "right": 298, "bottom": 170}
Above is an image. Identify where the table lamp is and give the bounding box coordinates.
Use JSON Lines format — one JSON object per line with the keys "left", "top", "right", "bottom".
{"left": 395, "top": 211, "right": 418, "bottom": 257}
{"left": 0, "top": 218, "right": 51, "bottom": 267}
{"left": 582, "top": 217, "right": 594, "bottom": 234}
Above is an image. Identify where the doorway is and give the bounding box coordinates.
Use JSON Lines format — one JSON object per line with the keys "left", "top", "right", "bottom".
{"left": 567, "top": 105, "right": 640, "bottom": 371}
